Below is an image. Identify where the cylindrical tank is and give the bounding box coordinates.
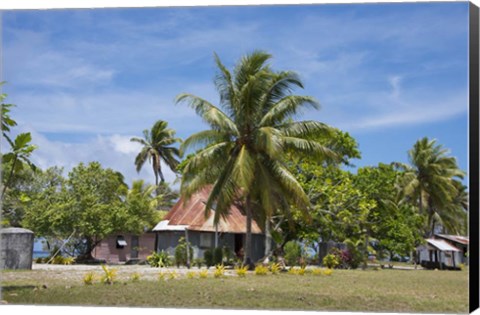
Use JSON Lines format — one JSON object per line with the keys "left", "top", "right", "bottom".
{"left": 0, "top": 227, "right": 34, "bottom": 270}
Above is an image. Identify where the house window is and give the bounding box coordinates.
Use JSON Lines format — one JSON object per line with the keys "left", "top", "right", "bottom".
{"left": 200, "top": 233, "right": 212, "bottom": 248}
{"left": 116, "top": 235, "right": 127, "bottom": 249}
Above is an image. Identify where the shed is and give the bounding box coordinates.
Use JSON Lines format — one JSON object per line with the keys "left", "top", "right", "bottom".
{"left": 0, "top": 227, "right": 34, "bottom": 270}
{"left": 417, "top": 238, "right": 462, "bottom": 270}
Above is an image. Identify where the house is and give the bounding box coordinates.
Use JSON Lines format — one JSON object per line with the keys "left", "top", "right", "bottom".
{"left": 434, "top": 234, "right": 469, "bottom": 264}
{"left": 153, "top": 187, "right": 266, "bottom": 262}
{"left": 416, "top": 235, "right": 468, "bottom": 270}
{"left": 93, "top": 187, "right": 266, "bottom": 263}
{"left": 92, "top": 232, "right": 156, "bottom": 264}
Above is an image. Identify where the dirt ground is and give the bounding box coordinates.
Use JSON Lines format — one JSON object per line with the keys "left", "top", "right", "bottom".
{"left": 1, "top": 263, "right": 237, "bottom": 285}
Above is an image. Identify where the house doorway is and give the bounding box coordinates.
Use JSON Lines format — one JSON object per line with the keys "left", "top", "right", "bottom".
{"left": 131, "top": 235, "right": 139, "bottom": 259}
{"left": 234, "top": 234, "right": 243, "bottom": 258}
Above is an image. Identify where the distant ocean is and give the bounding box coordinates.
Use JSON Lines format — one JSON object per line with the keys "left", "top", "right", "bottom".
{"left": 33, "top": 250, "right": 50, "bottom": 258}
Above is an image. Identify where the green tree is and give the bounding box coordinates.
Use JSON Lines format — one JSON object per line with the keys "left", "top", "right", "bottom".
{"left": 1, "top": 88, "right": 37, "bottom": 204}
{"left": 177, "top": 51, "right": 338, "bottom": 264}
{"left": 396, "top": 137, "right": 466, "bottom": 237}
{"left": 130, "top": 120, "right": 181, "bottom": 186}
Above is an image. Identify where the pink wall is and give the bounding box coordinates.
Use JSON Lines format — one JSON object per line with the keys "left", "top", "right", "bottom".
{"left": 92, "top": 233, "right": 155, "bottom": 264}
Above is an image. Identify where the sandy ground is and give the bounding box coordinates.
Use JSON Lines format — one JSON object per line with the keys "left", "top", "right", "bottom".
{"left": 1, "top": 263, "right": 238, "bottom": 285}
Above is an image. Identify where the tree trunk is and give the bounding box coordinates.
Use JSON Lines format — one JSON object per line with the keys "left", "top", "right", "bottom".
{"left": 244, "top": 196, "right": 253, "bottom": 268}
{"left": 264, "top": 218, "right": 271, "bottom": 257}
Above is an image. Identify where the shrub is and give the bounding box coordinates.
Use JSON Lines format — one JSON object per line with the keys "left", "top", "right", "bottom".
{"left": 284, "top": 241, "right": 301, "bottom": 266}
{"left": 63, "top": 257, "right": 75, "bottom": 265}
{"left": 254, "top": 265, "right": 269, "bottom": 276}
{"left": 204, "top": 249, "right": 214, "bottom": 268}
{"left": 323, "top": 253, "right": 340, "bottom": 269}
{"left": 199, "top": 269, "right": 209, "bottom": 279}
{"left": 269, "top": 262, "right": 281, "bottom": 274}
{"left": 83, "top": 272, "right": 96, "bottom": 285}
{"left": 167, "top": 271, "right": 178, "bottom": 280}
{"left": 330, "top": 246, "right": 363, "bottom": 269}
{"left": 174, "top": 237, "right": 194, "bottom": 267}
{"left": 51, "top": 255, "right": 65, "bottom": 265}
{"left": 297, "top": 266, "right": 306, "bottom": 276}
{"left": 100, "top": 265, "right": 117, "bottom": 285}
{"left": 288, "top": 267, "right": 298, "bottom": 275}
{"left": 223, "top": 246, "right": 234, "bottom": 265}
{"left": 147, "top": 251, "right": 172, "bottom": 268}
{"left": 186, "top": 271, "right": 197, "bottom": 279}
{"left": 235, "top": 265, "right": 248, "bottom": 277}
{"left": 323, "top": 268, "right": 333, "bottom": 276}
{"left": 213, "top": 247, "right": 223, "bottom": 266}
{"left": 130, "top": 272, "right": 141, "bottom": 282}
{"left": 213, "top": 264, "right": 225, "bottom": 278}
{"left": 193, "top": 258, "right": 204, "bottom": 269}
{"left": 158, "top": 271, "right": 166, "bottom": 281}
{"left": 312, "top": 268, "right": 323, "bottom": 276}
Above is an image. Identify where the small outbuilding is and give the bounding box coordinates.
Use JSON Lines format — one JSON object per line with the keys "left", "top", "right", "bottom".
{"left": 416, "top": 238, "right": 463, "bottom": 270}
{"left": 0, "top": 227, "right": 34, "bottom": 270}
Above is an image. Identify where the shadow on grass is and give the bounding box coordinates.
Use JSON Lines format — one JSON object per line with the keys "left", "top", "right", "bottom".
{"left": 2, "top": 285, "right": 37, "bottom": 292}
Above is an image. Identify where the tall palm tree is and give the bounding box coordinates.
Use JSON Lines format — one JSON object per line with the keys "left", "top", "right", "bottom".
{"left": 130, "top": 120, "right": 181, "bottom": 186}
{"left": 396, "top": 137, "right": 466, "bottom": 237}
{"left": 177, "top": 51, "right": 338, "bottom": 264}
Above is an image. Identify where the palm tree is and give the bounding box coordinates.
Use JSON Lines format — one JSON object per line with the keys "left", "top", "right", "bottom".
{"left": 396, "top": 137, "right": 466, "bottom": 237}
{"left": 130, "top": 120, "right": 181, "bottom": 186}
{"left": 176, "top": 51, "right": 338, "bottom": 264}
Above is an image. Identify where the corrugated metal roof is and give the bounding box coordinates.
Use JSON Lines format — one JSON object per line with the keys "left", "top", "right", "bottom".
{"left": 426, "top": 238, "right": 461, "bottom": 252}
{"left": 435, "top": 234, "right": 469, "bottom": 245}
{"left": 152, "top": 220, "right": 189, "bottom": 231}
{"left": 157, "top": 187, "right": 263, "bottom": 234}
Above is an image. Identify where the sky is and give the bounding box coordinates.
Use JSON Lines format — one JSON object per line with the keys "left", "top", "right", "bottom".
{"left": 1, "top": 2, "right": 470, "bottom": 189}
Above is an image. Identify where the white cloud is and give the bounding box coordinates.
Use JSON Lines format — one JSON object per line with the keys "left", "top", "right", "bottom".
{"left": 17, "top": 126, "right": 179, "bottom": 188}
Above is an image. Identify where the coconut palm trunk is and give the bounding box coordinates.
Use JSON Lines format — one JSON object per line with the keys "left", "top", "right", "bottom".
{"left": 244, "top": 196, "right": 253, "bottom": 266}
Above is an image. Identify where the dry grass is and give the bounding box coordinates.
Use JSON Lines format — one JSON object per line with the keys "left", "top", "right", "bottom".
{"left": 1, "top": 266, "right": 468, "bottom": 313}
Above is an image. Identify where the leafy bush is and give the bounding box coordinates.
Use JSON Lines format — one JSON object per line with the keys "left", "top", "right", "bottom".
{"left": 330, "top": 247, "right": 362, "bottom": 269}
{"left": 100, "top": 265, "right": 117, "bottom": 285}
{"left": 130, "top": 272, "right": 141, "bottom": 282}
{"left": 63, "top": 257, "right": 75, "bottom": 265}
{"left": 223, "top": 246, "right": 234, "bottom": 265}
{"left": 186, "top": 271, "right": 197, "bottom": 279}
{"left": 147, "top": 251, "right": 172, "bottom": 268}
{"left": 213, "top": 247, "right": 223, "bottom": 266}
{"left": 312, "top": 268, "right": 323, "bottom": 276}
{"left": 323, "top": 268, "right": 333, "bottom": 276}
{"left": 284, "top": 241, "right": 301, "bottom": 266}
{"left": 167, "top": 271, "right": 178, "bottom": 280}
{"left": 158, "top": 271, "right": 166, "bottom": 281}
{"left": 297, "top": 266, "right": 306, "bottom": 276}
{"left": 174, "top": 237, "right": 194, "bottom": 267}
{"left": 83, "top": 272, "right": 96, "bottom": 285}
{"left": 204, "top": 249, "right": 214, "bottom": 268}
{"left": 235, "top": 265, "right": 248, "bottom": 277}
{"left": 214, "top": 264, "right": 225, "bottom": 278}
{"left": 269, "top": 262, "right": 281, "bottom": 274}
{"left": 193, "top": 258, "right": 204, "bottom": 269}
{"left": 254, "top": 265, "right": 268, "bottom": 276}
{"left": 199, "top": 269, "right": 209, "bottom": 278}
{"left": 288, "top": 267, "right": 298, "bottom": 275}
{"left": 323, "top": 253, "right": 340, "bottom": 269}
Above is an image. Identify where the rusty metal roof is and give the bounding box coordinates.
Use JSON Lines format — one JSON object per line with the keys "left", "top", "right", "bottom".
{"left": 159, "top": 187, "right": 263, "bottom": 234}
{"left": 435, "top": 234, "right": 469, "bottom": 245}
{"left": 426, "top": 238, "right": 461, "bottom": 252}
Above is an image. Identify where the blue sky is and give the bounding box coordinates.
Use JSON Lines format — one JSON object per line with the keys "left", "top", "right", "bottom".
{"left": 2, "top": 2, "right": 470, "bottom": 188}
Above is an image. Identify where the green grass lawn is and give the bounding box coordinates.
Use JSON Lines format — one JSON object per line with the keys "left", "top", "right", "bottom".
{"left": 1, "top": 268, "right": 468, "bottom": 313}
